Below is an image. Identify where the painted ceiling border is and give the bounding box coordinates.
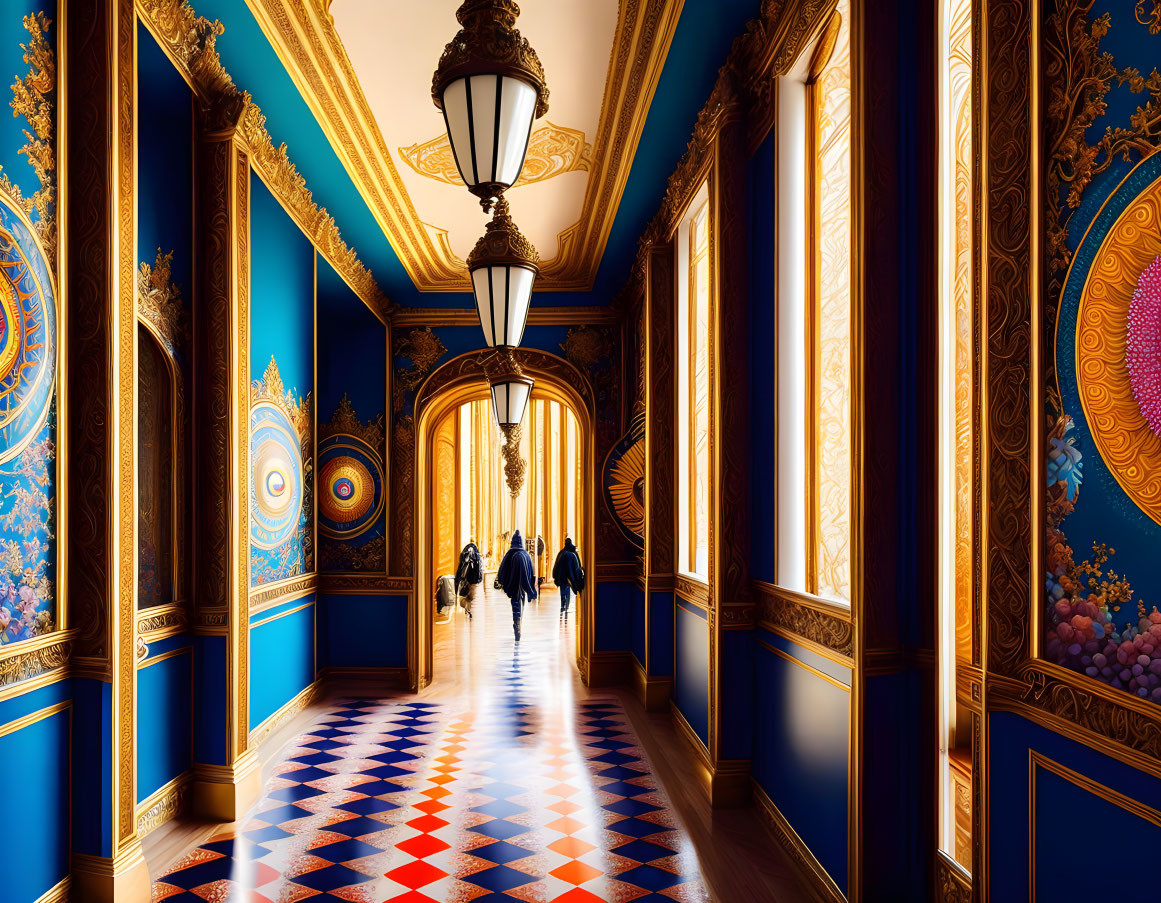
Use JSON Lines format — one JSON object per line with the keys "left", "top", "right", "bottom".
{"left": 243, "top": 0, "right": 683, "bottom": 293}
{"left": 137, "top": 0, "right": 391, "bottom": 323}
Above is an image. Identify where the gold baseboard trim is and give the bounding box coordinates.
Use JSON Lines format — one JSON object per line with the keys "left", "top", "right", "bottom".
{"left": 710, "top": 758, "right": 752, "bottom": 809}
{"left": 248, "top": 680, "right": 323, "bottom": 751}
{"left": 136, "top": 772, "right": 192, "bottom": 837}
{"left": 71, "top": 843, "right": 151, "bottom": 903}
{"left": 752, "top": 780, "right": 847, "bottom": 903}
{"left": 33, "top": 875, "right": 69, "bottom": 903}
{"left": 632, "top": 658, "right": 672, "bottom": 711}
{"left": 190, "top": 750, "right": 261, "bottom": 822}
{"left": 587, "top": 651, "right": 632, "bottom": 687}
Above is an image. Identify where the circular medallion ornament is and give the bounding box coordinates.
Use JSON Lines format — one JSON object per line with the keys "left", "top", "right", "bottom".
{"left": 318, "top": 433, "right": 384, "bottom": 539}
{"left": 1074, "top": 167, "right": 1161, "bottom": 526}
{"left": 602, "top": 413, "right": 645, "bottom": 550}
{"left": 0, "top": 210, "right": 56, "bottom": 465}
{"left": 250, "top": 401, "right": 304, "bottom": 550}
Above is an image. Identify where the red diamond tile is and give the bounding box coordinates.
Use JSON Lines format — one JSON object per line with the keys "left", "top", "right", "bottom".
{"left": 386, "top": 860, "right": 447, "bottom": 889}
{"left": 406, "top": 813, "right": 449, "bottom": 832}
{"left": 396, "top": 833, "right": 451, "bottom": 858}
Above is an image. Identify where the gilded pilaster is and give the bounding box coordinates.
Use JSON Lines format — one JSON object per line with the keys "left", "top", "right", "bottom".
{"left": 191, "top": 94, "right": 260, "bottom": 819}
{"left": 66, "top": 0, "right": 151, "bottom": 896}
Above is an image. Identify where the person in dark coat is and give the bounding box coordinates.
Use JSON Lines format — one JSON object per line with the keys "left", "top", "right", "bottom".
{"left": 496, "top": 530, "right": 537, "bottom": 641}
{"left": 455, "top": 541, "right": 482, "bottom": 618}
{"left": 552, "top": 536, "right": 584, "bottom": 616}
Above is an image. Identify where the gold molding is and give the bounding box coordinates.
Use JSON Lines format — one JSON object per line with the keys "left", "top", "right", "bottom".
{"left": 0, "top": 632, "right": 72, "bottom": 697}
{"left": 758, "top": 638, "right": 850, "bottom": 692}
{"left": 33, "top": 875, "right": 70, "bottom": 903}
{"left": 135, "top": 0, "right": 389, "bottom": 320}
{"left": 137, "top": 645, "right": 190, "bottom": 670}
{"left": 135, "top": 772, "right": 191, "bottom": 836}
{"left": 250, "top": 599, "right": 314, "bottom": 630}
{"left": 0, "top": 698, "right": 69, "bottom": 739}
{"left": 753, "top": 781, "right": 846, "bottom": 903}
{"left": 242, "top": 0, "right": 684, "bottom": 292}
{"left": 137, "top": 604, "right": 187, "bottom": 641}
{"left": 247, "top": 679, "right": 321, "bottom": 750}
{"left": 248, "top": 573, "right": 319, "bottom": 612}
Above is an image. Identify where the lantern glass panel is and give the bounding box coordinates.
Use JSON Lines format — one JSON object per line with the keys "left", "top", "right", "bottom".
{"left": 471, "top": 264, "right": 535, "bottom": 348}
{"left": 441, "top": 74, "right": 538, "bottom": 192}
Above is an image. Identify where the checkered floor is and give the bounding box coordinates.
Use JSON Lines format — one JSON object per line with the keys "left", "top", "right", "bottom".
{"left": 154, "top": 587, "right": 707, "bottom": 902}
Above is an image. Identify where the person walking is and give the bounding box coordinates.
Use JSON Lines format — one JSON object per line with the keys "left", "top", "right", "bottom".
{"left": 455, "top": 540, "right": 482, "bottom": 618}
{"left": 496, "top": 530, "right": 537, "bottom": 642}
{"left": 552, "top": 535, "right": 584, "bottom": 618}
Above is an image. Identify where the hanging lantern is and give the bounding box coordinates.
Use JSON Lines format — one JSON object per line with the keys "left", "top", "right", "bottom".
{"left": 486, "top": 347, "right": 534, "bottom": 429}
{"left": 467, "top": 198, "right": 538, "bottom": 348}
{"left": 490, "top": 374, "right": 534, "bottom": 429}
{"left": 432, "top": 0, "right": 549, "bottom": 211}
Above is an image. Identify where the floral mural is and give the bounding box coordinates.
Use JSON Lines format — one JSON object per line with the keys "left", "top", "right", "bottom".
{"left": 0, "top": 418, "right": 54, "bottom": 644}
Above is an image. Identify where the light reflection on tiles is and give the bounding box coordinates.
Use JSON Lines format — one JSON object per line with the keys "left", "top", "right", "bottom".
{"left": 154, "top": 584, "right": 708, "bottom": 902}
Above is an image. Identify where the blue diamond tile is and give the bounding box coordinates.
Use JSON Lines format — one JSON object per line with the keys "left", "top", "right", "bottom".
{"left": 590, "top": 750, "right": 637, "bottom": 765}
{"left": 292, "top": 863, "right": 375, "bottom": 891}
{"left": 326, "top": 816, "right": 391, "bottom": 837}
{"left": 463, "top": 863, "right": 538, "bottom": 892}
{"left": 268, "top": 783, "right": 325, "bottom": 803}
{"left": 597, "top": 765, "right": 648, "bottom": 780}
{"left": 368, "top": 750, "right": 418, "bottom": 765}
{"left": 157, "top": 856, "right": 233, "bottom": 889}
{"left": 338, "top": 796, "right": 399, "bottom": 816}
{"left": 280, "top": 765, "right": 338, "bottom": 784}
{"left": 469, "top": 839, "right": 535, "bottom": 865}
{"left": 348, "top": 778, "right": 409, "bottom": 797}
{"left": 612, "top": 839, "right": 679, "bottom": 863}
{"left": 604, "top": 797, "right": 662, "bottom": 817}
{"left": 614, "top": 864, "right": 684, "bottom": 891}
{"left": 312, "top": 837, "right": 384, "bottom": 862}
{"left": 255, "top": 803, "right": 312, "bottom": 825}
{"left": 469, "top": 819, "right": 528, "bottom": 841}
{"left": 245, "top": 824, "right": 293, "bottom": 844}
{"left": 600, "top": 780, "right": 652, "bottom": 798}
{"left": 607, "top": 817, "right": 666, "bottom": 839}
{"left": 470, "top": 799, "right": 527, "bottom": 819}
{"left": 287, "top": 750, "right": 339, "bottom": 766}
{"left": 471, "top": 782, "right": 528, "bottom": 800}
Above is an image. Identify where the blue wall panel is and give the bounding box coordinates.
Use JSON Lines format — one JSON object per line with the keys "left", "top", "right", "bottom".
{"left": 631, "top": 584, "right": 646, "bottom": 670}
{"left": 136, "top": 647, "right": 193, "bottom": 802}
{"left": 0, "top": 694, "right": 69, "bottom": 901}
{"left": 193, "top": 635, "right": 228, "bottom": 766}
{"left": 988, "top": 710, "right": 1161, "bottom": 902}
{"left": 648, "top": 591, "right": 674, "bottom": 677}
{"left": 673, "top": 598, "right": 709, "bottom": 745}
{"left": 72, "top": 677, "right": 112, "bottom": 858}
{"left": 718, "top": 629, "right": 754, "bottom": 760}
{"left": 250, "top": 598, "right": 316, "bottom": 729}
{"left": 320, "top": 594, "right": 407, "bottom": 669}
{"left": 594, "top": 581, "right": 632, "bottom": 653}
{"left": 753, "top": 633, "right": 849, "bottom": 894}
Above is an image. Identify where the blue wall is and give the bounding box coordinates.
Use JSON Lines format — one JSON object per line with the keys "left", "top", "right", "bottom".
{"left": 673, "top": 597, "right": 709, "bottom": 746}
{"left": 137, "top": 640, "right": 193, "bottom": 803}
{"left": 631, "top": 584, "right": 646, "bottom": 670}
{"left": 250, "top": 596, "right": 316, "bottom": 729}
{"left": 594, "top": 580, "right": 633, "bottom": 654}
{"left": 319, "top": 594, "right": 407, "bottom": 670}
{"left": 0, "top": 679, "right": 69, "bottom": 900}
{"left": 753, "top": 629, "right": 849, "bottom": 894}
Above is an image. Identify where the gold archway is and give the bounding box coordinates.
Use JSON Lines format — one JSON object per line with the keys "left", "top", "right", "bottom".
{"left": 411, "top": 350, "right": 597, "bottom": 689}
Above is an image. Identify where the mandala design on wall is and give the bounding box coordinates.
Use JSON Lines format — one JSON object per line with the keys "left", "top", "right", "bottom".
{"left": 318, "top": 434, "right": 384, "bottom": 540}
{"left": 1127, "top": 254, "right": 1161, "bottom": 436}
{"left": 249, "top": 357, "right": 313, "bottom": 584}
{"left": 602, "top": 413, "right": 644, "bottom": 550}
{"left": 1074, "top": 169, "right": 1161, "bottom": 526}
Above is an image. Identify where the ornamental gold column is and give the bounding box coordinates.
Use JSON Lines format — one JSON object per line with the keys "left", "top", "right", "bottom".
{"left": 66, "top": 0, "right": 151, "bottom": 898}
{"left": 190, "top": 92, "right": 260, "bottom": 820}
{"left": 642, "top": 239, "right": 677, "bottom": 712}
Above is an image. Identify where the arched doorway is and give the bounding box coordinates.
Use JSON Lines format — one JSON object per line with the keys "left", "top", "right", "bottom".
{"left": 412, "top": 349, "right": 597, "bottom": 689}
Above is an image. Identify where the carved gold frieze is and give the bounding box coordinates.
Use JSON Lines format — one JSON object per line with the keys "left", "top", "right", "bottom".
{"left": 399, "top": 123, "right": 591, "bottom": 190}
{"left": 138, "top": 248, "right": 188, "bottom": 353}
{"left": 135, "top": 0, "right": 389, "bottom": 319}
{"left": 136, "top": 776, "right": 189, "bottom": 836}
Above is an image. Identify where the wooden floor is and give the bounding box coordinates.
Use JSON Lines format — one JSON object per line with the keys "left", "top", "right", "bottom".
{"left": 145, "top": 581, "right": 815, "bottom": 902}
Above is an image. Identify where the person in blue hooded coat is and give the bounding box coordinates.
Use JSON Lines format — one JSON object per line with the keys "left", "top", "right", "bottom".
{"left": 496, "top": 530, "right": 537, "bottom": 641}
{"left": 552, "top": 536, "right": 584, "bottom": 616}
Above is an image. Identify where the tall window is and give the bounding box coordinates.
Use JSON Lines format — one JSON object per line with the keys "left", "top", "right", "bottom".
{"left": 775, "top": 4, "right": 853, "bottom": 603}
{"left": 677, "top": 184, "right": 711, "bottom": 580}
{"left": 938, "top": 0, "right": 975, "bottom": 876}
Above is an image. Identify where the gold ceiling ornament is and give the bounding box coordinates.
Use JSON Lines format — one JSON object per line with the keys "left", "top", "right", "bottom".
{"left": 138, "top": 248, "right": 188, "bottom": 353}
{"left": 432, "top": 0, "right": 550, "bottom": 211}
{"left": 466, "top": 197, "right": 539, "bottom": 270}
{"left": 499, "top": 422, "right": 526, "bottom": 498}
{"left": 399, "top": 122, "right": 591, "bottom": 189}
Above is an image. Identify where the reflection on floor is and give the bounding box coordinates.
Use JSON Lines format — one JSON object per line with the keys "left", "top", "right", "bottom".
{"left": 154, "top": 583, "right": 709, "bottom": 901}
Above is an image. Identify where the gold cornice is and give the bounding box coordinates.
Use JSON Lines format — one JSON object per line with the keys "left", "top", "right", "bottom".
{"left": 390, "top": 305, "right": 622, "bottom": 327}
{"left": 243, "top": 0, "right": 683, "bottom": 292}
{"left": 134, "top": 0, "right": 389, "bottom": 320}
